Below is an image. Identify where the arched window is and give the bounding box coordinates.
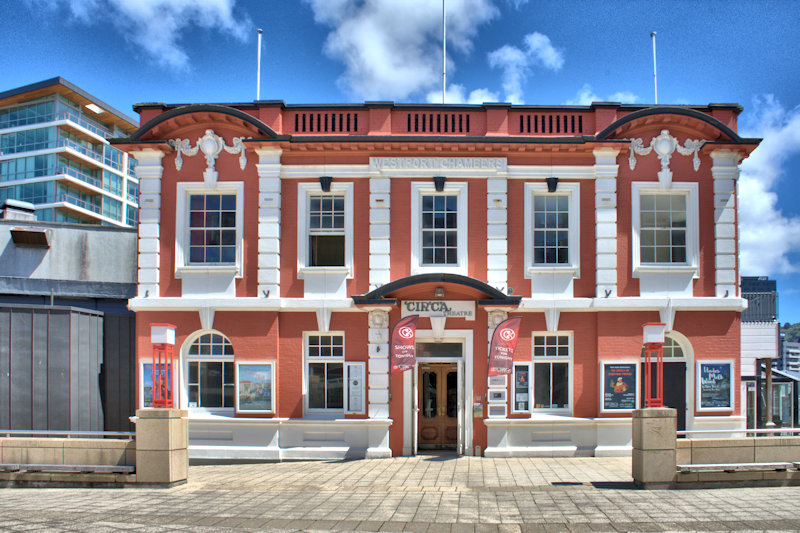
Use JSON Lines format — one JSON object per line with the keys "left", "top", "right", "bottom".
{"left": 640, "top": 336, "right": 684, "bottom": 359}
{"left": 185, "top": 332, "right": 234, "bottom": 409}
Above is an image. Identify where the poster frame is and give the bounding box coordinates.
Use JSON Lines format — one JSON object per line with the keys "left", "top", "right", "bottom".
{"left": 696, "top": 360, "right": 734, "bottom": 412}
{"left": 235, "top": 361, "right": 275, "bottom": 414}
{"left": 599, "top": 360, "right": 640, "bottom": 413}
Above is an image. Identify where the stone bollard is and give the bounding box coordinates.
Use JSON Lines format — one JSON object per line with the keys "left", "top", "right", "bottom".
{"left": 632, "top": 407, "right": 677, "bottom": 488}
{"left": 135, "top": 408, "right": 188, "bottom": 486}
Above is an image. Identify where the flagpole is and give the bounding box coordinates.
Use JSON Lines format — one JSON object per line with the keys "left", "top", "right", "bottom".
{"left": 650, "top": 31, "right": 657, "bottom": 104}
{"left": 442, "top": 0, "right": 446, "bottom": 103}
{"left": 256, "top": 28, "right": 263, "bottom": 100}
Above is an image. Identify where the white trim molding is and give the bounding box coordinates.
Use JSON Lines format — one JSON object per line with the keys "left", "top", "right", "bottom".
{"left": 593, "top": 148, "right": 619, "bottom": 298}
{"left": 710, "top": 149, "right": 741, "bottom": 298}
{"left": 369, "top": 178, "right": 391, "bottom": 291}
{"left": 486, "top": 177, "right": 508, "bottom": 292}
{"left": 631, "top": 181, "right": 699, "bottom": 297}
{"left": 131, "top": 149, "right": 165, "bottom": 298}
{"left": 523, "top": 182, "right": 580, "bottom": 298}
{"left": 255, "top": 147, "right": 282, "bottom": 299}
{"left": 410, "top": 181, "right": 469, "bottom": 275}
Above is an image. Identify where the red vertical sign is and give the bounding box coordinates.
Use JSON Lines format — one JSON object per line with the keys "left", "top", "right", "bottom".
{"left": 488, "top": 317, "right": 522, "bottom": 376}
{"left": 390, "top": 315, "right": 419, "bottom": 373}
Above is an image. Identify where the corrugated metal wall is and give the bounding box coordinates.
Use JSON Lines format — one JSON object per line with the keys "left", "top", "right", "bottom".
{"left": 0, "top": 305, "right": 135, "bottom": 431}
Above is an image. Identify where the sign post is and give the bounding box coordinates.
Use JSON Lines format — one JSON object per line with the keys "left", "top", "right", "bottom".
{"left": 642, "top": 323, "right": 666, "bottom": 408}
{"left": 390, "top": 315, "right": 419, "bottom": 374}
{"left": 150, "top": 323, "right": 177, "bottom": 408}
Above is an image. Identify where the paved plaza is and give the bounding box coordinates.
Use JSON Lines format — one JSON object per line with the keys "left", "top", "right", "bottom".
{"left": 1, "top": 455, "right": 800, "bottom": 532}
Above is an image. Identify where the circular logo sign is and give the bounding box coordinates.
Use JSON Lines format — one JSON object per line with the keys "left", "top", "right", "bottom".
{"left": 398, "top": 326, "right": 415, "bottom": 339}
{"left": 499, "top": 328, "right": 516, "bottom": 341}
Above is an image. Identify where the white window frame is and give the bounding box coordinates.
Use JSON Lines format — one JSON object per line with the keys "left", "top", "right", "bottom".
{"left": 175, "top": 181, "right": 244, "bottom": 277}
{"left": 410, "top": 181, "right": 468, "bottom": 275}
{"left": 523, "top": 182, "right": 580, "bottom": 277}
{"left": 530, "top": 331, "right": 573, "bottom": 414}
{"left": 297, "top": 182, "right": 354, "bottom": 278}
{"left": 182, "top": 330, "right": 235, "bottom": 415}
{"left": 511, "top": 363, "right": 532, "bottom": 414}
{"left": 235, "top": 361, "right": 275, "bottom": 414}
{"left": 303, "top": 331, "right": 346, "bottom": 417}
{"left": 631, "top": 182, "right": 699, "bottom": 276}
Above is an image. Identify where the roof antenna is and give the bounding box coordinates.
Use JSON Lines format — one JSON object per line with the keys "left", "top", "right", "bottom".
{"left": 650, "top": 31, "right": 658, "bottom": 104}
{"left": 442, "top": 0, "right": 447, "bottom": 104}
{"left": 256, "top": 28, "right": 263, "bottom": 101}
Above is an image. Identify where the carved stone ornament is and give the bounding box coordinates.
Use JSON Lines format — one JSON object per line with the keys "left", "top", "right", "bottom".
{"left": 368, "top": 310, "right": 389, "bottom": 329}
{"left": 487, "top": 310, "right": 508, "bottom": 328}
{"left": 168, "top": 129, "right": 248, "bottom": 186}
{"left": 629, "top": 129, "right": 705, "bottom": 189}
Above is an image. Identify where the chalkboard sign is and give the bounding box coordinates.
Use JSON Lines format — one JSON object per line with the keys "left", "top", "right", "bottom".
{"left": 601, "top": 362, "right": 638, "bottom": 412}
{"left": 697, "top": 361, "right": 733, "bottom": 411}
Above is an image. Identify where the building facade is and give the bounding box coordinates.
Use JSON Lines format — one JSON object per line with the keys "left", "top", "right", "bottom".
{"left": 0, "top": 78, "right": 139, "bottom": 227}
{"left": 114, "top": 101, "right": 759, "bottom": 459}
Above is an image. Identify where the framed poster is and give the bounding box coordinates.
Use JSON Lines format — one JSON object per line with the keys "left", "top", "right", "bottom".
{"left": 487, "top": 389, "right": 507, "bottom": 403}
{"left": 236, "top": 363, "right": 273, "bottom": 413}
{"left": 487, "top": 403, "right": 507, "bottom": 418}
{"left": 487, "top": 375, "right": 508, "bottom": 388}
{"left": 697, "top": 361, "right": 733, "bottom": 411}
{"left": 600, "top": 361, "right": 639, "bottom": 413}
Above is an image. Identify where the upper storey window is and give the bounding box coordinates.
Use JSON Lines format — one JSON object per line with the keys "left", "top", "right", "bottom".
{"left": 175, "top": 181, "right": 244, "bottom": 276}
{"left": 189, "top": 193, "right": 237, "bottom": 264}
{"left": 639, "top": 193, "right": 687, "bottom": 264}
{"left": 297, "top": 182, "right": 354, "bottom": 276}
{"left": 523, "top": 183, "right": 580, "bottom": 276}
{"left": 631, "top": 183, "right": 698, "bottom": 275}
{"left": 410, "top": 182, "right": 468, "bottom": 275}
{"left": 308, "top": 194, "right": 345, "bottom": 266}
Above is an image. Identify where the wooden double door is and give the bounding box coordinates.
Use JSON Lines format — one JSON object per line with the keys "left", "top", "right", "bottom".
{"left": 418, "top": 363, "right": 459, "bottom": 450}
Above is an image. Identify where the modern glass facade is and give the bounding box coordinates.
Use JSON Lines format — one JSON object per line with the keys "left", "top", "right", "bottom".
{"left": 0, "top": 81, "right": 138, "bottom": 226}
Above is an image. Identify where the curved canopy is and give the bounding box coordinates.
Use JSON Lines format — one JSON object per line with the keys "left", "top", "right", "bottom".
{"left": 352, "top": 273, "right": 521, "bottom": 307}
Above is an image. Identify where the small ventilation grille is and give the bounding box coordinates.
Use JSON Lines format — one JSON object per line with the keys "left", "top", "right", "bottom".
{"left": 293, "top": 112, "right": 359, "bottom": 133}
{"left": 406, "top": 113, "right": 470, "bottom": 133}
{"left": 519, "top": 114, "right": 583, "bottom": 134}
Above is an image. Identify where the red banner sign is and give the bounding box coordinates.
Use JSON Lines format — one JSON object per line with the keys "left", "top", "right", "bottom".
{"left": 488, "top": 317, "right": 522, "bottom": 376}
{"left": 390, "top": 315, "right": 419, "bottom": 373}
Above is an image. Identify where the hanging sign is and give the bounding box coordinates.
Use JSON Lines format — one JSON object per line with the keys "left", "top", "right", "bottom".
{"left": 488, "top": 317, "right": 522, "bottom": 376}
{"left": 390, "top": 315, "right": 419, "bottom": 373}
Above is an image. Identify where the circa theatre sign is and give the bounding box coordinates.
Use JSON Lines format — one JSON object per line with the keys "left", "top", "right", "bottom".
{"left": 400, "top": 300, "right": 475, "bottom": 321}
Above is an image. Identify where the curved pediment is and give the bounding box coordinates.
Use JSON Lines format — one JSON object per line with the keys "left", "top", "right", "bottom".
{"left": 597, "top": 107, "right": 750, "bottom": 144}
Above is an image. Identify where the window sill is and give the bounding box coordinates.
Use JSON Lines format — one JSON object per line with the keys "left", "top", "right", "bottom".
{"left": 633, "top": 264, "right": 698, "bottom": 277}
{"left": 298, "top": 266, "right": 351, "bottom": 278}
{"left": 176, "top": 265, "right": 240, "bottom": 278}
{"left": 526, "top": 266, "right": 578, "bottom": 276}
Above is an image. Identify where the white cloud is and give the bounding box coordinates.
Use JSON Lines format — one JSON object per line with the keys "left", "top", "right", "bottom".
{"left": 564, "top": 84, "right": 639, "bottom": 105}
{"left": 28, "top": 0, "right": 251, "bottom": 71}
{"left": 305, "top": 0, "right": 498, "bottom": 101}
{"left": 425, "top": 84, "right": 499, "bottom": 104}
{"left": 738, "top": 95, "right": 800, "bottom": 275}
{"left": 486, "top": 32, "right": 563, "bottom": 104}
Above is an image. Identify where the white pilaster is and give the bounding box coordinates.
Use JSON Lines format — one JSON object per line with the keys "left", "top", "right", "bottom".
{"left": 711, "top": 150, "right": 741, "bottom": 298}
{"left": 368, "top": 310, "right": 390, "bottom": 418}
{"left": 256, "top": 148, "right": 283, "bottom": 298}
{"left": 594, "top": 149, "right": 620, "bottom": 298}
{"left": 369, "top": 178, "right": 391, "bottom": 290}
{"left": 132, "top": 149, "right": 165, "bottom": 298}
{"left": 486, "top": 178, "right": 508, "bottom": 292}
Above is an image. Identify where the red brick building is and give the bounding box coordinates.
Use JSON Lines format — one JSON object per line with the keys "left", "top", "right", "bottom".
{"left": 114, "top": 101, "right": 758, "bottom": 459}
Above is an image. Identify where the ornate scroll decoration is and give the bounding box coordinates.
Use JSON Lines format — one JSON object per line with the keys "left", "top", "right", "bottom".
{"left": 368, "top": 310, "right": 389, "bottom": 329}
{"left": 168, "top": 129, "right": 248, "bottom": 186}
{"left": 629, "top": 129, "right": 706, "bottom": 189}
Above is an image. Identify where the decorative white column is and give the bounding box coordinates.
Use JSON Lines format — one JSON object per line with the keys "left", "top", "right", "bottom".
{"left": 255, "top": 148, "right": 282, "bottom": 298}
{"left": 594, "top": 148, "right": 620, "bottom": 298}
{"left": 132, "top": 149, "right": 165, "bottom": 298}
{"left": 369, "top": 178, "right": 391, "bottom": 291}
{"left": 711, "top": 150, "right": 741, "bottom": 298}
{"left": 367, "top": 310, "right": 390, "bottom": 418}
{"left": 486, "top": 178, "right": 508, "bottom": 292}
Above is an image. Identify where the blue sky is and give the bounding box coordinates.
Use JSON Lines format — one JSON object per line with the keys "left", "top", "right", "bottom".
{"left": 3, "top": 0, "right": 800, "bottom": 321}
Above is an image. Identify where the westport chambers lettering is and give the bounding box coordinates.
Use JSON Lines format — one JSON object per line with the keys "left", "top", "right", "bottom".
{"left": 400, "top": 300, "right": 475, "bottom": 321}
{"left": 370, "top": 157, "right": 506, "bottom": 172}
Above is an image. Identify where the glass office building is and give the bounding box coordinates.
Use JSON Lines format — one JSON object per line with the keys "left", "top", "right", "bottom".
{"left": 0, "top": 78, "right": 138, "bottom": 226}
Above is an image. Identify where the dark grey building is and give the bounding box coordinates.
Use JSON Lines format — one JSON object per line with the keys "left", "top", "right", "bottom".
{"left": 0, "top": 200, "right": 137, "bottom": 431}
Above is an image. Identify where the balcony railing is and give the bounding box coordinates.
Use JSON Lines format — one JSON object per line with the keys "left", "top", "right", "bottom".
{"left": 55, "top": 111, "right": 114, "bottom": 139}
{"left": 742, "top": 292, "right": 778, "bottom": 322}
{"left": 45, "top": 192, "right": 102, "bottom": 214}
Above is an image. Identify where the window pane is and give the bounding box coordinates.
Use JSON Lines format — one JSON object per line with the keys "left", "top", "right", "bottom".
{"left": 534, "top": 363, "right": 551, "bottom": 408}
{"left": 326, "top": 363, "right": 344, "bottom": 409}
{"left": 309, "top": 363, "right": 326, "bottom": 408}
{"left": 552, "top": 363, "right": 569, "bottom": 408}
{"left": 422, "top": 371, "right": 437, "bottom": 418}
{"left": 310, "top": 235, "right": 345, "bottom": 266}
{"left": 200, "top": 362, "right": 223, "bottom": 408}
